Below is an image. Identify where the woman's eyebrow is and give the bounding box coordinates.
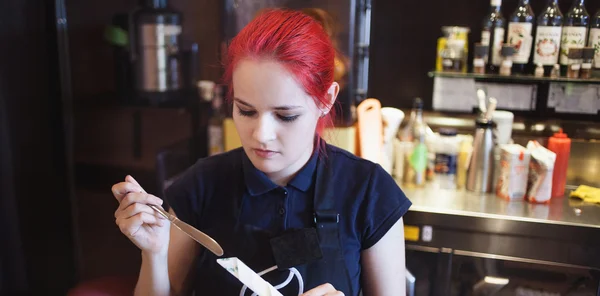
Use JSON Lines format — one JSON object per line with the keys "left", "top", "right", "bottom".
{"left": 233, "top": 97, "right": 303, "bottom": 110}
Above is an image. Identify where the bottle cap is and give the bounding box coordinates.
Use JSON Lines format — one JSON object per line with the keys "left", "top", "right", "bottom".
{"left": 413, "top": 97, "right": 424, "bottom": 109}
{"left": 582, "top": 47, "right": 595, "bottom": 59}
{"left": 553, "top": 128, "right": 568, "bottom": 139}
{"left": 439, "top": 128, "right": 458, "bottom": 136}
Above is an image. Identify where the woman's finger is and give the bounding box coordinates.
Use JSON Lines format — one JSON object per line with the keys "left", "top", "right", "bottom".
{"left": 116, "top": 202, "right": 155, "bottom": 219}
{"left": 117, "top": 212, "right": 158, "bottom": 237}
{"left": 118, "top": 192, "right": 163, "bottom": 212}
{"left": 111, "top": 182, "right": 143, "bottom": 202}
{"left": 301, "top": 283, "right": 338, "bottom": 296}
{"left": 125, "top": 175, "right": 144, "bottom": 192}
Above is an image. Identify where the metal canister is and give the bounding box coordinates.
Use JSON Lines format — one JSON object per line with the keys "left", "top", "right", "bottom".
{"left": 466, "top": 118, "right": 495, "bottom": 193}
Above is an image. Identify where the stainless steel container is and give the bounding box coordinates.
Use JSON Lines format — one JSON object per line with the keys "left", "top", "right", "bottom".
{"left": 466, "top": 118, "right": 495, "bottom": 193}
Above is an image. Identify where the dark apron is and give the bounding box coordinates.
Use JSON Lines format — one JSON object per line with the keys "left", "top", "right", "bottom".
{"left": 195, "top": 148, "right": 355, "bottom": 296}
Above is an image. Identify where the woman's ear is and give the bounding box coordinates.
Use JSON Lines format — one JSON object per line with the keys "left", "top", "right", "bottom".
{"left": 321, "top": 82, "right": 340, "bottom": 116}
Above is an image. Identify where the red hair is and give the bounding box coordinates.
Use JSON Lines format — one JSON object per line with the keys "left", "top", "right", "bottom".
{"left": 223, "top": 8, "right": 337, "bottom": 138}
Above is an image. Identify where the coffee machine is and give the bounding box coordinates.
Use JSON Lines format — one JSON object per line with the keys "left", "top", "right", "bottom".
{"left": 107, "top": 0, "right": 197, "bottom": 105}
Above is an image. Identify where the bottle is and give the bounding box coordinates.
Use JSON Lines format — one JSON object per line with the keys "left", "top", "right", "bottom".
{"left": 399, "top": 98, "right": 429, "bottom": 188}
{"left": 507, "top": 0, "right": 535, "bottom": 74}
{"left": 567, "top": 48, "right": 583, "bottom": 78}
{"left": 434, "top": 128, "right": 460, "bottom": 190}
{"left": 560, "top": 0, "right": 590, "bottom": 76}
{"left": 589, "top": 10, "right": 600, "bottom": 76}
{"left": 547, "top": 128, "right": 571, "bottom": 198}
{"left": 208, "top": 84, "right": 226, "bottom": 156}
{"left": 533, "top": 0, "right": 563, "bottom": 76}
{"left": 473, "top": 43, "right": 489, "bottom": 74}
{"left": 482, "top": 0, "right": 506, "bottom": 73}
{"left": 499, "top": 45, "right": 516, "bottom": 76}
{"left": 581, "top": 47, "right": 595, "bottom": 78}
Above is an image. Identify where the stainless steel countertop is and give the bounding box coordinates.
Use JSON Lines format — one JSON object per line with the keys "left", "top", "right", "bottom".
{"left": 401, "top": 186, "right": 600, "bottom": 229}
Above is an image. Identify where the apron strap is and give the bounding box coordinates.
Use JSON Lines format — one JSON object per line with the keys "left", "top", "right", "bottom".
{"left": 312, "top": 143, "right": 355, "bottom": 295}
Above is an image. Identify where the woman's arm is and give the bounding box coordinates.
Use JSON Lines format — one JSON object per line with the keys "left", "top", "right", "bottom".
{"left": 134, "top": 208, "right": 200, "bottom": 296}
{"left": 360, "top": 217, "right": 406, "bottom": 296}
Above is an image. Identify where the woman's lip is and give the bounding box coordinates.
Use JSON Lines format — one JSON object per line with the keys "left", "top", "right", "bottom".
{"left": 253, "top": 148, "right": 278, "bottom": 158}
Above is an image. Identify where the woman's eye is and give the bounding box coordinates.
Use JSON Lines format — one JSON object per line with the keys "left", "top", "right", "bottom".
{"left": 277, "top": 115, "right": 300, "bottom": 122}
{"left": 237, "top": 109, "right": 256, "bottom": 117}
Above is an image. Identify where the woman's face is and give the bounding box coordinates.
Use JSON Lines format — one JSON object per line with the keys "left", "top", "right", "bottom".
{"left": 232, "top": 59, "right": 336, "bottom": 184}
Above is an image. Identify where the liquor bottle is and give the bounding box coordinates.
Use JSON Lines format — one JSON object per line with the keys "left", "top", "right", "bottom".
{"left": 507, "top": 0, "right": 535, "bottom": 74}
{"left": 482, "top": 0, "right": 506, "bottom": 73}
{"left": 208, "top": 84, "right": 226, "bottom": 156}
{"left": 399, "top": 98, "right": 429, "bottom": 188}
{"left": 560, "top": 0, "right": 590, "bottom": 75}
{"left": 589, "top": 9, "right": 600, "bottom": 75}
{"left": 533, "top": 0, "right": 563, "bottom": 76}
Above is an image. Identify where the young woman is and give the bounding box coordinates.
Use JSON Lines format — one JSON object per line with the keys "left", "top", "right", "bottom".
{"left": 112, "top": 9, "right": 412, "bottom": 296}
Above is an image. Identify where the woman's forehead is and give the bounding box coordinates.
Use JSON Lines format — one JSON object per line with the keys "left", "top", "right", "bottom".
{"left": 232, "top": 59, "right": 316, "bottom": 109}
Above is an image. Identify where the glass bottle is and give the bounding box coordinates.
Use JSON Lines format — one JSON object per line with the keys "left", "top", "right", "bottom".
{"left": 581, "top": 47, "right": 595, "bottom": 78}
{"left": 208, "top": 84, "right": 226, "bottom": 156}
{"left": 500, "top": 45, "right": 516, "bottom": 76}
{"left": 399, "top": 98, "right": 429, "bottom": 188}
{"left": 533, "top": 0, "right": 563, "bottom": 76}
{"left": 567, "top": 48, "right": 583, "bottom": 78}
{"left": 589, "top": 10, "right": 600, "bottom": 75}
{"left": 507, "top": 0, "right": 535, "bottom": 74}
{"left": 482, "top": 0, "right": 506, "bottom": 73}
{"left": 473, "top": 43, "right": 489, "bottom": 74}
{"left": 560, "top": 0, "right": 590, "bottom": 75}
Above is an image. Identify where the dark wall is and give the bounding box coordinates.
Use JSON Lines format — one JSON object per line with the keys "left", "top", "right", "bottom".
{"left": 369, "top": 0, "right": 600, "bottom": 110}
{"left": 0, "top": 0, "right": 77, "bottom": 294}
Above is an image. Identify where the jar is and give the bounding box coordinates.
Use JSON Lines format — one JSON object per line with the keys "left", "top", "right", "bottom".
{"left": 581, "top": 47, "right": 595, "bottom": 79}
{"left": 567, "top": 48, "right": 583, "bottom": 79}
{"left": 437, "top": 26, "right": 470, "bottom": 73}
{"left": 434, "top": 128, "right": 461, "bottom": 190}
{"left": 441, "top": 39, "right": 464, "bottom": 72}
{"left": 473, "top": 43, "right": 488, "bottom": 74}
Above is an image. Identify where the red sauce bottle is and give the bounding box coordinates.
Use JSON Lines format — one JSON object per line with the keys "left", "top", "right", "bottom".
{"left": 547, "top": 128, "right": 571, "bottom": 198}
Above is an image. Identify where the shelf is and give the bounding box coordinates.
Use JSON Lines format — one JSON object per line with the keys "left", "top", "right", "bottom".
{"left": 74, "top": 91, "right": 209, "bottom": 110}
{"left": 428, "top": 71, "right": 600, "bottom": 85}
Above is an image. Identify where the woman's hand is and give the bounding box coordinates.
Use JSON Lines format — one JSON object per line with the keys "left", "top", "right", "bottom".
{"left": 301, "top": 283, "right": 344, "bottom": 296}
{"left": 112, "top": 175, "right": 170, "bottom": 255}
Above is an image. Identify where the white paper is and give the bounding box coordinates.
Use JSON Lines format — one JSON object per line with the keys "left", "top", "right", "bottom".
{"left": 547, "top": 83, "right": 600, "bottom": 114}
{"left": 217, "top": 257, "right": 283, "bottom": 296}
{"left": 432, "top": 77, "right": 477, "bottom": 112}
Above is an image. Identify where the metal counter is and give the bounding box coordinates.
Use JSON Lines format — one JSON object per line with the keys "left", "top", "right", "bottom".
{"left": 404, "top": 187, "right": 600, "bottom": 229}
{"left": 401, "top": 186, "right": 600, "bottom": 271}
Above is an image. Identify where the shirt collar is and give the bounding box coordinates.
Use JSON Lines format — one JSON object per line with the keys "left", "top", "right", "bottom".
{"left": 241, "top": 148, "right": 319, "bottom": 196}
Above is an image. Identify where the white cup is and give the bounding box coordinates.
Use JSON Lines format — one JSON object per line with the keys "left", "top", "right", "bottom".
{"left": 492, "top": 110, "right": 514, "bottom": 145}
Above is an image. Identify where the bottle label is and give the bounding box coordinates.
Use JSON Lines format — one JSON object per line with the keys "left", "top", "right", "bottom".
{"left": 435, "top": 153, "right": 457, "bottom": 175}
{"left": 582, "top": 63, "right": 592, "bottom": 69}
{"left": 533, "top": 26, "right": 562, "bottom": 65}
{"left": 507, "top": 22, "right": 533, "bottom": 64}
{"left": 491, "top": 0, "right": 501, "bottom": 6}
{"left": 560, "top": 26, "right": 588, "bottom": 65}
{"left": 492, "top": 28, "right": 505, "bottom": 66}
{"left": 589, "top": 28, "right": 600, "bottom": 69}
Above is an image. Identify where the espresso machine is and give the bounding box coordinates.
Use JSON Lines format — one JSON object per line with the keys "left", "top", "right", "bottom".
{"left": 108, "top": 0, "right": 198, "bottom": 105}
